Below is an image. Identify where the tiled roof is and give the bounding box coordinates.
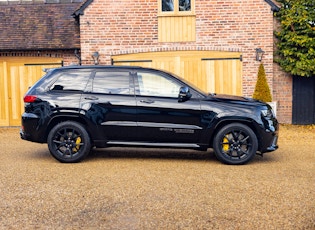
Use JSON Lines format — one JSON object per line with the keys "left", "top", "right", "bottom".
{"left": 0, "top": 3, "right": 81, "bottom": 51}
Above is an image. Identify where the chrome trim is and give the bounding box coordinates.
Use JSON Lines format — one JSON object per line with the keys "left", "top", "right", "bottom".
{"left": 101, "top": 121, "right": 202, "bottom": 130}
{"left": 137, "top": 122, "right": 202, "bottom": 130}
{"left": 101, "top": 121, "right": 137, "bottom": 126}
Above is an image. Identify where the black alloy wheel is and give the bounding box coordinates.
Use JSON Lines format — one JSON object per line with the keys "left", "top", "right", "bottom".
{"left": 47, "top": 121, "right": 91, "bottom": 163}
{"left": 213, "top": 123, "right": 258, "bottom": 165}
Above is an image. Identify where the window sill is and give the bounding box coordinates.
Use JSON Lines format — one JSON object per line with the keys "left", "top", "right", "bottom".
{"left": 158, "top": 12, "right": 196, "bottom": 17}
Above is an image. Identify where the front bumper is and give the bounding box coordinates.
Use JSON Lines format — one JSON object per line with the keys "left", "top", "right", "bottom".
{"left": 266, "top": 135, "right": 278, "bottom": 152}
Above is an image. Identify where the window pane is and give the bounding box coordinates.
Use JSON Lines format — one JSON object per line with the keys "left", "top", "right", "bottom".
{"left": 137, "top": 72, "right": 180, "bottom": 97}
{"left": 93, "top": 71, "right": 130, "bottom": 95}
{"left": 179, "top": 0, "right": 190, "bottom": 11}
{"left": 50, "top": 70, "right": 91, "bottom": 91}
{"left": 162, "top": 0, "right": 174, "bottom": 11}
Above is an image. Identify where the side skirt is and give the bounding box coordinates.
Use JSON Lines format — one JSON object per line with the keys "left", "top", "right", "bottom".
{"left": 107, "top": 141, "right": 200, "bottom": 148}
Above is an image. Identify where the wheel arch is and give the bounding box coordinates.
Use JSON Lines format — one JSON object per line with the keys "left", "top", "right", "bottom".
{"left": 209, "top": 118, "right": 262, "bottom": 150}
{"left": 45, "top": 115, "right": 91, "bottom": 143}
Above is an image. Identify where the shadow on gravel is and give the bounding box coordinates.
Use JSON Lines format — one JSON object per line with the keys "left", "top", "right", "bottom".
{"left": 87, "top": 147, "right": 217, "bottom": 162}
{"left": 86, "top": 147, "right": 278, "bottom": 164}
{"left": 29, "top": 147, "right": 277, "bottom": 164}
{"left": 29, "top": 149, "right": 54, "bottom": 161}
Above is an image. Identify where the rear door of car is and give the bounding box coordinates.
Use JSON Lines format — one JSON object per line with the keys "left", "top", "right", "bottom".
{"left": 81, "top": 69, "right": 137, "bottom": 141}
{"left": 134, "top": 70, "right": 202, "bottom": 145}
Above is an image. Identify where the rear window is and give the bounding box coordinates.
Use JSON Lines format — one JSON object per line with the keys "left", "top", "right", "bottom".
{"left": 50, "top": 70, "right": 91, "bottom": 91}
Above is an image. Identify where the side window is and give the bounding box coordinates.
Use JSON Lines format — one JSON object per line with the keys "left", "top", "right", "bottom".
{"left": 50, "top": 71, "right": 91, "bottom": 91}
{"left": 137, "top": 72, "right": 181, "bottom": 98}
{"left": 93, "top": 71, "right": 131, "bottom": 95}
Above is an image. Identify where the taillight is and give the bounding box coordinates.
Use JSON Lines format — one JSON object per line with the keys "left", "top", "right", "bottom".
{"left": 24, "top": 95, "right": 38, "bottom": 103}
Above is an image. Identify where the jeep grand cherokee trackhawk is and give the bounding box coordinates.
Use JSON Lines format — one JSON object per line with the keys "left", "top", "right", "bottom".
{"left": 20, "top": 66, "right": 278, "bottom": 164}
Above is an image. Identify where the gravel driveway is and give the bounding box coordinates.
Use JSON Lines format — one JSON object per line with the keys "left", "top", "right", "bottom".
{"left": 0, "top": 125, "right": 314, "bottom": 229}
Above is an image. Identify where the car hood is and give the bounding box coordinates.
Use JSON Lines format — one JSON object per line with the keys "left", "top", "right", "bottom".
{"left": 206, "top": 93, "right": 266, "bottom": 106}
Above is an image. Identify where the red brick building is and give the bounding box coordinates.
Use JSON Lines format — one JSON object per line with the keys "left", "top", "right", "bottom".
{"left": 74, "top": 0, "right": 292, "bottom": 123}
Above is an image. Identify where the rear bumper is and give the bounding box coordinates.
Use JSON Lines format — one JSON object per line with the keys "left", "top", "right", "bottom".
{"left": 20, "top": 112, "right": 46, "bottom": 143}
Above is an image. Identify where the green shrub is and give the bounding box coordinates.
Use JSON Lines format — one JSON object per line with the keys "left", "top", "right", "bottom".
{"left": 253, "top": 63, "right": 272, "bottom": 102}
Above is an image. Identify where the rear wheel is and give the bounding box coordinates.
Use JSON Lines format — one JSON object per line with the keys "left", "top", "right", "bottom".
{"left": 213, "top": 123, "right": 258, "bottom": 165}
{"left": 47, "top": 121, "right": 91, "bottom": 163}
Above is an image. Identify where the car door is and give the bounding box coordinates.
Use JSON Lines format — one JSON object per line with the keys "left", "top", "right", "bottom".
{"left": 81, "top": 69, "right": 137, "bottom": 141}
{"left": 134, "top": 70, "right": 202, "bottom": 145}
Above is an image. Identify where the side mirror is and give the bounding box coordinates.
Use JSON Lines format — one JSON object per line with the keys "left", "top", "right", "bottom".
{"left": 178, "top": 86, "right": 192, "bottom": 102}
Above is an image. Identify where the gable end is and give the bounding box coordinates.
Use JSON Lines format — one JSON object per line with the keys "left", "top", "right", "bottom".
{"left": 264, "top": 0, "right": 280, "bottom": 12}
{"left": 73, "top": 0, "right": 94, "bottom": 17}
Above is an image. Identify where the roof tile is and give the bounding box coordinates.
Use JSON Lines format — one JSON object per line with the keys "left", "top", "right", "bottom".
{"left": 0, "top": 3, "right": 81, "bottom": 50}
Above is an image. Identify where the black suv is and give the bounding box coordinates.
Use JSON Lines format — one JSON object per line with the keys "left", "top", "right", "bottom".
{"left": 20, "top": 66, "right": 278, "bottom": 164}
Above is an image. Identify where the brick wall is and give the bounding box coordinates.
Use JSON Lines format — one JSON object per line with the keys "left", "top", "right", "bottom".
{"left": 272, "top": 15, "right": 293, "bottom": 124}
{"left": 273, "top": 63, "right": 292, "bottom": 123}
{"left": 80, "top": 0, "right": 291, "bottom": 123}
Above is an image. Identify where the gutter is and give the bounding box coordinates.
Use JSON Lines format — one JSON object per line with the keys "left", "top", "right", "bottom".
{"left": 264, "top": 0, "right": 280, "bottom": 12}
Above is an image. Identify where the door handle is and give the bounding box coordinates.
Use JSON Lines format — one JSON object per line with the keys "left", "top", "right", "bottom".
{"left": 140, "top": 99, "right": 154, "bottom": 104}
{"left": 84, "top": 96, "right": 99, "bottom": 100}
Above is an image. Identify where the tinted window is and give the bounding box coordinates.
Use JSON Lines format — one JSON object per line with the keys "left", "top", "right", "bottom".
{"left": 161, "top": 0, "right": 191, "bottom": 12}
{"left": 179, "top": 0, "right": 191, "bottom": 11}
{"left": 137, "top": 72, "right": 181, "bottom": 98}
{"left": 162, "top": 0, "right": 174, "bottom": 11}
{"left": 50, "top": 70, "right": 91, "bottom": 91}
{"left": 93, "top": 71, "right": 131, "bottom": 95}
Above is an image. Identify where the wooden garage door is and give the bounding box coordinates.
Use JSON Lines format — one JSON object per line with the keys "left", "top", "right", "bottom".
{"left": 0, "top": 58, "right": 62, "bottom": 126}
{"left": 112, "top": 51, "right": 242, "bottom": 96}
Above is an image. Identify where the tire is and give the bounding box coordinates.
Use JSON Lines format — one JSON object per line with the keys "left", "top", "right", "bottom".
{"left": 213, "top": 123, "right": 258, "bottom": 165}
{"left": 47, "top": 121, "right": 91, "bottom": 163}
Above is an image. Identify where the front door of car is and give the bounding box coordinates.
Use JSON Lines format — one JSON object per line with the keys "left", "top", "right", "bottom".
{"left": 134, "top": 71, "right": 202, "bottom": 144}
{"left": 81, "top": 70, "right": 137, "bottom": 141}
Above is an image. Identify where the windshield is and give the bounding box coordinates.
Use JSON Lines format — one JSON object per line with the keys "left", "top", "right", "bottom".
{"left": 168, "top": 71, "right": 208, "bottom": 96}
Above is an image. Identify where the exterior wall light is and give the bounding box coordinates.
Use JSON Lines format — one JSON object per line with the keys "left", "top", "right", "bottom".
{"left": 92, "top": 51, "right": 100, "bottom": 65}
{"left": 255, "top": 48, "right": 265, "bottom": 62}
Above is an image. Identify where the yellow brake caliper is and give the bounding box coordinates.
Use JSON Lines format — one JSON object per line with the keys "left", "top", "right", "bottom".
{"left": 74, "top": 137, "right": 82, "bottom": 152}
{"left": 222, "top": 135, "right": 230, "bottom": 152}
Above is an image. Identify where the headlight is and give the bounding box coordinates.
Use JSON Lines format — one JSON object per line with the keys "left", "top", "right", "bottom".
{"left": 261, "top": 109, "right": 276, "bottom": 132}
{"left": 261, "top": 109, "right": 274, "bottom": 119}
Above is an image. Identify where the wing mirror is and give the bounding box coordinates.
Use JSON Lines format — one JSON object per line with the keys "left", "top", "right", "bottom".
{"left": 178, "top": 86, "right": 192, "bottom": 102}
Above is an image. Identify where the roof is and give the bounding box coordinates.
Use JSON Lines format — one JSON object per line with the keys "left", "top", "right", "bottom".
{"left": 0, "top": 3, "right": 81, "bottom": 51}
{"left": 73, "top": 0, "right": 280, "bottom": 17}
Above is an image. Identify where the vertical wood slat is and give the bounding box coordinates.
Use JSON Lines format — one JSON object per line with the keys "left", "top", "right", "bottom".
{"left": 158, "top": 15, "right": 196, "bottom": 42}
{"left": 9, "top": 66, "right": 20, "bottom": 125}
{"left": 0, "top": 62, "right": 9, "bottom": 126}
{"left": 206, "top": 59, "right": 242, "bottom": 95}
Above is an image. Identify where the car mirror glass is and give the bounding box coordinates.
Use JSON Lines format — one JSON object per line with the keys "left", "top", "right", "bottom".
{"left": 178, "top": 86, "right": 192, "bottom": 102}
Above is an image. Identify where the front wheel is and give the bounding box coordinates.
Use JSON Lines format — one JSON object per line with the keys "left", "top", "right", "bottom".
{"left": 213, "top": 123, "right": 258, "bottom": 165}
{"left": 47, "top": 121, "right": 91, "bottom": 163}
